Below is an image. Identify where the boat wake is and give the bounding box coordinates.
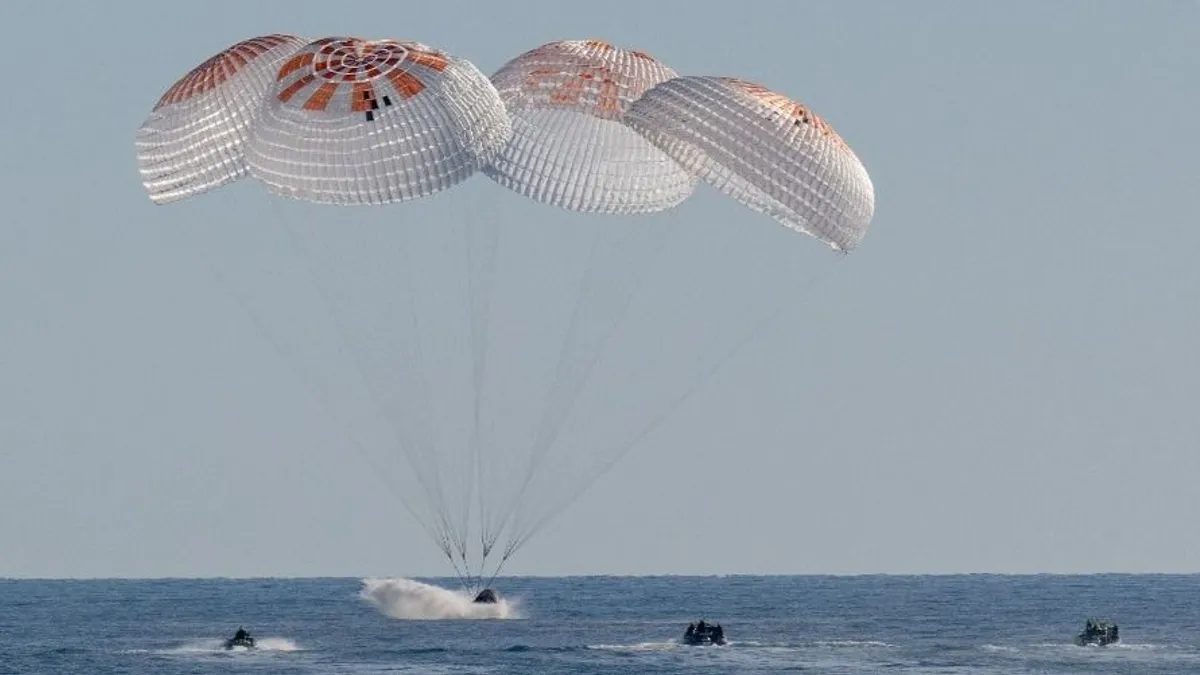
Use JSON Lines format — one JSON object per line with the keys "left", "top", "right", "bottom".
{"left": 988, "top": 641, "right": 1200, "bottom": 665}
{"left": 359, "top": 578, "right": 520, "bottom": 620}
{"left": 587, "top": 640, "right": 678, "bottom": 652}
{"left": 118, "top": 637, "right": 302, "bottom": 655}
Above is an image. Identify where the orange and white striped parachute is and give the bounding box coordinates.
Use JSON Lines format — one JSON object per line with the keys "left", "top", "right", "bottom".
{"left": 483, "top": 40, "right": 696, "bottom": 215}
{"left": 622, "top": 76, "right": 875, "bottom": 251}
{"left": 246, "top": 37, "right": 511, "bottom": 205}
{"left": 136, "top": 34, "right": 308, "bottom": 205}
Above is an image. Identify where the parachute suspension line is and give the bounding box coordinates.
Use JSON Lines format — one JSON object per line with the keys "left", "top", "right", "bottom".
{"left": 441, "top": 217, "right": 480, "bottom": 591}
{"left": 456, "top": 524, "right": 475, "bottom": 591}
{"left": 494, "top": 217, "right": 681, "bottom": 552}
{"left": 255, "top": 202, "right": 451, "bottom": 545}
{"left": 175, "top": 199, "right": 443, "bottom": 549}
{"left": 271, "top": 205, "right": 457, "bottom": 566}
{"left": 434, "top": 531, "right": 471, "bottom": 592}
{"left": 482, "top": 544, "right": 516, "bottom": 592}
{"left": 504, "top": 303, "right": 789, "bottom": 558}
{"left": 391, "top": 224, "right": 462, "bottom": 569}
{"left": 372, "top": 222, "right": 466, "bottom": 567}
{"left": 504, "top": 257, "right": 844, "bottom": 558}
{"left": 446, "top": 544, "right": 473, "bottom": 592}
{"left": 531, "top": 219, "right": 678, "bottom": 465}
{"left": 204, "top": 199, "right": 460, "bottom": 556}
{"left": 478, "top": 528, "right": 529, "bottom": 592}
{"left": 465, "top": 215, "right": 500, "bottom": 577}
{"left": 475, "top": 224, "right": 605, "bottom": 556}
{"left": 521, "top": 221, "right": 606, "bottom": 461}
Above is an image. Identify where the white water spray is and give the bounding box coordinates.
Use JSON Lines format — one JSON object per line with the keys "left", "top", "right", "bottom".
{"left": 359, "top": 577, "right": 520, "bottom": 620}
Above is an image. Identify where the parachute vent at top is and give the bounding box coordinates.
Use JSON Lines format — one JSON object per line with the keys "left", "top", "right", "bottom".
{"left": 136, "top": 34, "right": 309, "bottom": 205}
{"left": 482, "top": 40, "right": 697, "bottom": 215}
{"left": 621, "top": 76, "right": 875, "bottom": 251}
{"left": 245, "top": 37, "right": 512, "bottom": 205}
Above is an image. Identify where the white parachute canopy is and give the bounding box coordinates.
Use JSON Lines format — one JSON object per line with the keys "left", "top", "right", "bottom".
{"left": 483, "top": 40, "right": 697, "bottom": 214}
{"left": 246, "top": 37, "right": 511, "bottom": 205}
{"left": 136, "top": 34, "right": 309, "bottom": 204}
{"left": 621, "top": 75, "right": 875, "bottom": 251}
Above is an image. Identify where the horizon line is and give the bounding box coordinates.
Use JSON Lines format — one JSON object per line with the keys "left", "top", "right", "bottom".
{"left": 4, "top": 571, "right": 1200, "bottom": 582}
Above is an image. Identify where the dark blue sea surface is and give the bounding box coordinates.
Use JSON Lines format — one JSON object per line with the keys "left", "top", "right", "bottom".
{"left": 2, "top": 575, "right": 1198, "bottom": 674}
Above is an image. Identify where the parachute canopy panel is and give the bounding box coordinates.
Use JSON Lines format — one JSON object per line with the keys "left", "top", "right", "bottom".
{"left": 622, "top": 76, "right": 875, "bottom": 251}
{"left": 245, "top": 37, "right": 512, "bottom": 205}
{"left": 136, "top": 34, "right": 308, "bottom": 205}
{"left": 483, "top": 40, "right": 697, "bottom": 215}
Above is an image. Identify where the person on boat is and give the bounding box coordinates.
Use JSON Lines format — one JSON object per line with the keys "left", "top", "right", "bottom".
{"left": 685, "top": 623, "right": 696, "bottom": 638}
{"left": 697, "top": 619, "right": 707, "bottom": 632}
{"left": 234, "top": 627, "right": 249, "bottom": 640}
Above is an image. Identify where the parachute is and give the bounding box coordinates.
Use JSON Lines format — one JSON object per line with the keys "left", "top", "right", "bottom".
{"left": 137, "top": 34, "right": 309, "bottom": 204}
{"left": 621, "top": 76, "right": 874, "bottom": 251}
{"left": 483, "top": 40, "right": 696, "bottom": 214}
{"left": 245, "top": 37, "right": 511, "bottom": 205}
{"left": 136, "top": 34, "right": 876, "bottom": 593}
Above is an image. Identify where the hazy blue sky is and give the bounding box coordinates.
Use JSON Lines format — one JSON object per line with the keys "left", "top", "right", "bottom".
{"left": 1, "top": 0, "right": 1198, "bottom": 579}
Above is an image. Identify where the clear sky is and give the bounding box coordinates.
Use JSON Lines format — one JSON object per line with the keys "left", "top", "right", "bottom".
{"left": 1, "top": 0, "right": 1198, "bottom": 579}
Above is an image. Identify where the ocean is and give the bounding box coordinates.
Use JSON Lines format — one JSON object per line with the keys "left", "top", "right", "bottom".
{"left": 2, "top": 574, "right": 1198, "bottom": 674}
